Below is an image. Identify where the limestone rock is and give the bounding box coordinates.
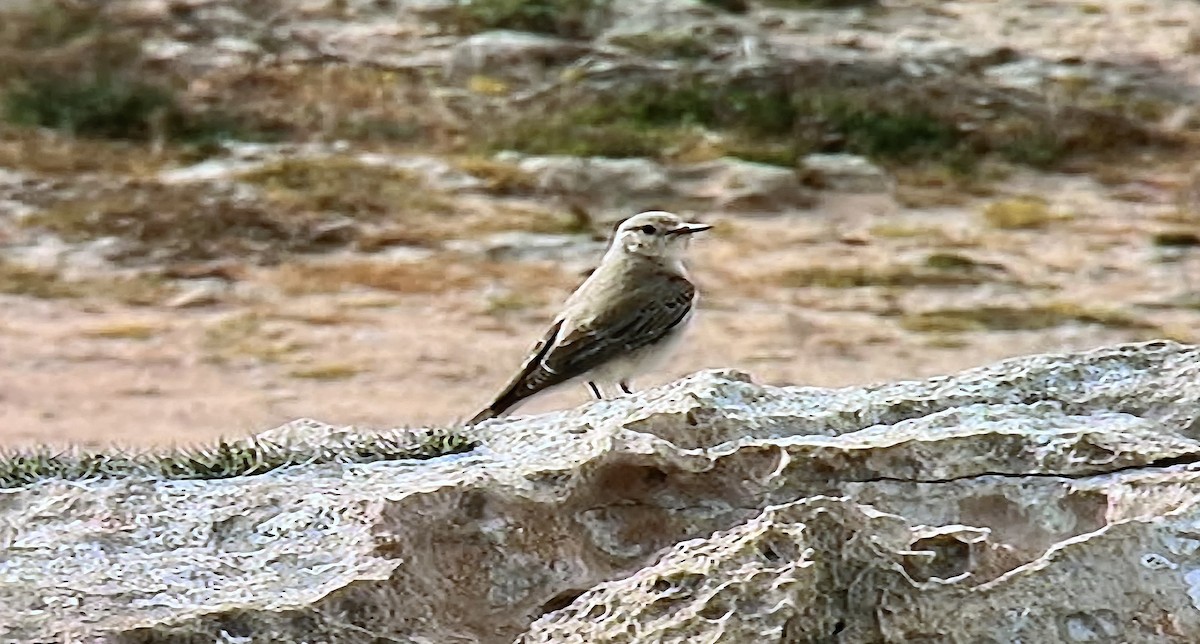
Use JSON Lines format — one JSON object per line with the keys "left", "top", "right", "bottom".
{"left": 446, "top": 31, "right": 594, "bottom": 81}
{"left": 672, "top": 157, "right": 816, "bottom": 212}
{"left": 0, "top": 341, "right": 1198, "bottom": 642}
{"left": 601, "top": 12, "right": 770, "bottom": 62}
{"left": 800, "top": 152, "right": 892, "bottom": 193}
{"left": 443, "top": 231, "right": 605, "bottom": 263}
{"left": 506, "top": 154, "right": 674, "bottom": 207}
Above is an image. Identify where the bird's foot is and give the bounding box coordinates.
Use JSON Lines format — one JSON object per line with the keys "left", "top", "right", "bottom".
{"left": 619, "top": 381, "right": 632, "bottom": 395}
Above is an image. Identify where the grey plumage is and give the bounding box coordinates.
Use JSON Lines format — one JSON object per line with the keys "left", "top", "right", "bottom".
{"left": 469, "top": 211, "right": 709, "bottom": 424}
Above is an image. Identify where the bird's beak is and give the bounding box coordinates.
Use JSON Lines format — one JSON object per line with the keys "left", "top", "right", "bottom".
{"left": 666, "top": 223, "right": 713, "bottom": 236}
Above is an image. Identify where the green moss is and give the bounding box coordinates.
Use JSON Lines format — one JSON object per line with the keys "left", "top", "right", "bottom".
{"left": 0, "top": 429, "right": 477, "bottom": 488}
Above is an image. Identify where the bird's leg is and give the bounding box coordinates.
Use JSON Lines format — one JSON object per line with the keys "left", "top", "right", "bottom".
{"left": 587, "top": 381, "right": 603, "bottom": 399}
{"left": 619, "top": 381, "right": 633, "bottom": 395}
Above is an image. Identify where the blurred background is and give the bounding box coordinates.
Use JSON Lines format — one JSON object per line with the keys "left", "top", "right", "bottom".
{"left": 0, "top": 0, "right": 1197, "bottom": 447}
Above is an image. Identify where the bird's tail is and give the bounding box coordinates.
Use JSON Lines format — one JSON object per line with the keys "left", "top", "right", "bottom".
{"left": 467, "top": 389, "right": 525, "bottom": 425}
{"left": 467, "top": 406, "right": 499, "bottom": 425}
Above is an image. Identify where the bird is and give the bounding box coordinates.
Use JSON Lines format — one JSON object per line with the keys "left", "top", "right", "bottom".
{"left": 469, "top": 211, "right": 711, "bottom": 424}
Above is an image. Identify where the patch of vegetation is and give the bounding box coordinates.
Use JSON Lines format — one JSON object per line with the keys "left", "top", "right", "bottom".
{"left": 890, "top": 162, "right": 1003, "bottom": 207}
{"left": 434, "top": 0, "right": 609, "bottom": 39}
{"left": 272, "top": 257, "right": 569, "bottom": 296}
{"left": 0, "top": 2, "right": 243, "bottom": 143}
{"left": 484, "top": 290, "right": 544, "bottom": 314}
{"left": 203, "top": 313, "right": 305, "bottom": 364}
{"left": 21, "top": 180, "right": 370, "bottom": 265}
{"left": 239, "top": 156, "right": 455, "bottom": 219}
{"left": 3, "top": 73, "right": 232, "bottom": 143}
{"left": 981, "top": 197, "right": 1067, "bottom": 230}
{"left": 0, "top": 258, "right": 174, "bottom": 304}
{"left": 485, "top": 80, "right": 967, "bottom": 167}
{"left": 0, "top": 125, "right": 172, "bottom": 174}
{"left": 199, "top": 65, "right": 444, "bottom": 145}
{"left": 697, "top": 0, "right": 749, "bottom": 12}
{"left": 1153, "top": 231, "right": 1200, "bottom": 248}
{"left": 900, "top": 302, "right": 1152, "bottom": 333}
{"left": 0, "top": 259, "right": 81, "bottom": 298}
{"left": 776, "top": 262, "right": 988, "bottom": 288}
{"left": 453, "top": 156, "right": 540, "bottom": 195}
{"left": 488, "top": 79, "right": 804, "bottom": 162}
{"left": 923, "top": 252, "right": 989, "bottom": 271}
{"left": 0, "top": 429, "right": 477, "bottom": 488}
{"left": 81, "top": 321, "right": 164, "bottom": 340}
{"left": 868, "top": 222, "right": 952, "bottom": 240}
{"left": 288, "top": 363, "right": 366, "bottom": 381}
{"left": 606, "top": 31, "right": 714, "bottom": 59}
{"left": 484, "top": 71, "right": 1168, "bottom": 173}
{"left": 765, "top": 0, "right": 877, "bottom": 7}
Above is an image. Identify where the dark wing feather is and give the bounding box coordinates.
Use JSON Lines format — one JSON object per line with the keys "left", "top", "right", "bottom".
{"left": 546, "top": 274, "right": 694, "bottom": 376}
{"left": 469, "top": 270, "right": 695, "bottom": 424}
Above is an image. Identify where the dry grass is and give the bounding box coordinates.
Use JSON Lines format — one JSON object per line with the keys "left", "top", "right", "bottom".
{"left": 867, "top": 222, "right": 962, "bottom": 243}
{"left": 0, "top": 126, "right": 175, "bottom": 176}
{"left": 238, "top": 156, "right": 455, "bottom": 219}
{"left": 774, "top": 262, "right": 990, "bottom": 289}
{"left": 452, "top": 156, "right": 539, "bottom": 195}
{"left": 981, "top": 197, "right": 1070, "bottom": 230}
{"left": 483, "top": 290, "right": 547, "bottom": 315}
{"left": 287, "top": 362, "right": 366, "bottom": 380}
{"left": 0, "top": 259, "right": 174, "bottom": 304}
{"left": 0, "top": 259, "right": 81, "bottom": 298}
{"left": 891, "top": 163, "right": 1002, "bottom": 208}
{"left": 195, "top": 65, "right": 459, "bottom": 146}
{"left": 271, "top": 256, "right": 571, "bottom": 296}
{"left": 21, "top": 178, "right": 387, "bottom": 265}
{"left": 267, "top": 309, "right": 370, "bottom": 326}
{"left": 81, "top": 320, "right": 164, "bottom": 340}
{"left": 357, "top": 203, "right": 593, "bottom": 251}
{"left": 900, "top": 302, "right": 1152, "bottom": 333}
{"left": 202, "top": 313, "right": 305, "bottom": 364}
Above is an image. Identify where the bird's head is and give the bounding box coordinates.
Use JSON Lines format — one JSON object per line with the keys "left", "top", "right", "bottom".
{"left": 611, "top": 211, "right": 711, "bottom": 260}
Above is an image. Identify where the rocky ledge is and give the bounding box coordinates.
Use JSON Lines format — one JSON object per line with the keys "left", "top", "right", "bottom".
{"left": 2, "top": 340, "right": 1199, "bottom": 643}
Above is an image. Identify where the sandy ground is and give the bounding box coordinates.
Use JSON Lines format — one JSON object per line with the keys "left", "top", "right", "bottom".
{"left": 3, "top": 181, "right": 1195, "bottom": 449}
{"left": 2, "top": 0, "right": 1200, "bottom": 448}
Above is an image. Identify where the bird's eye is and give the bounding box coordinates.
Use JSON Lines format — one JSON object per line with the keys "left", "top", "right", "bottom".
{"left": 639, "top": 225, "right": 657, "bottom": 235}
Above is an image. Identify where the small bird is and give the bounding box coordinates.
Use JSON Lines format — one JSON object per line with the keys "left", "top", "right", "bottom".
{"left": 469, "top": 211, "right": 711, "bottom": 424}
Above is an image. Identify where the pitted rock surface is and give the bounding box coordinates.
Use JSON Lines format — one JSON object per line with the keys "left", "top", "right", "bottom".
{"left": 0, "top": 341, "right": 1197, "bottom": 643}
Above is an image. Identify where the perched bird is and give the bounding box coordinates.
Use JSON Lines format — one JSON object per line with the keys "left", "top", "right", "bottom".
{"left": 469, "top": 211, "right": 711, "bottom": 424}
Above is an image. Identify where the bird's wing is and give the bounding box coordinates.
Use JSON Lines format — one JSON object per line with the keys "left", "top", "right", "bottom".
{"left": 545, "top": 272, "right": 695, "bottom": 377}
{"left": 470, "top": 272, "right": 695, "bottom": 423}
